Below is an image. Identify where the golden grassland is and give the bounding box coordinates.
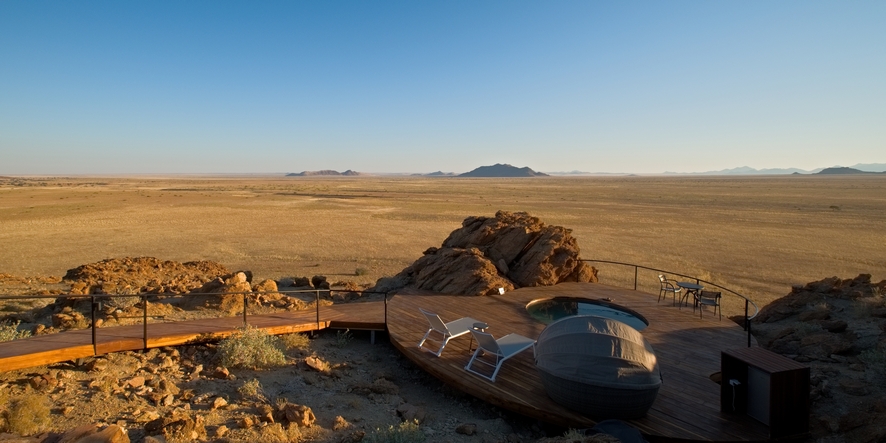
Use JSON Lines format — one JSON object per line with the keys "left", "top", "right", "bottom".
{"left": 1, "top": 175, "right": 884, "bottom": 317}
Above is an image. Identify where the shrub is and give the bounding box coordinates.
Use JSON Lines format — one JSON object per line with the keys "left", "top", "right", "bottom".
{"left": 4, "top": 395, "right": 51, "bottom": 435}
{"left": 0, "top": 320, "right": 31, "bottom": 342}
{"left": 364, "top": 420, "right": 425, "bottom": 443}
{"left": 355, "top": 267, "right": 370, "bottom": 276}
{"left": 280, "top": 333, "right": 310, "bottom": 351}
{"left": 334, "top": 329, "right": 353, "bottom": 348}
{"left": 218, "top": 326, "right": 287, "bottom": 369}
{"left": 238, "top": 378, "right": 267, "bottom": 402}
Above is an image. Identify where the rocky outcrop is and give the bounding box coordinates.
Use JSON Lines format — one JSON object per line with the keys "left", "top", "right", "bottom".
{"left": 372, "top": 211, "right": 597, "bottom": 296}
{"left": 63, "top": 257, "right": 230, "bottom": 295}
{"left": 751, "top": 274, "right": 886, "bottom": 442}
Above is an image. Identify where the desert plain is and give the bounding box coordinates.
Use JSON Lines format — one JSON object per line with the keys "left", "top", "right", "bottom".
{"left": 1, "top": 174, "right": 884, "bottom": 316}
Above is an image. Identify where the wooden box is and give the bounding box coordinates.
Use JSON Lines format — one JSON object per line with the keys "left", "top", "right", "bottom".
{"left": 721, "top": 347, "right": 810, "bottom": 439}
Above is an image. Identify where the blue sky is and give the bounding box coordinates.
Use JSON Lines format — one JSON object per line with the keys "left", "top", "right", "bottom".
{"left": 1, "top": 1, "right": 884, "bottom": 174}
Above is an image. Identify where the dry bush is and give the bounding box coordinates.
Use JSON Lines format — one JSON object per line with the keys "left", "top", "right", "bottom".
{"left": 334, "top": 329, "right": 353, "bottom": 348}
{"left": 237, "top": 378, "right": 267, "bottom": 402}
{"left": 280, "top": 333, "right": 310, "bottom": 351}
{"left": 3, "top": 395, "right": 51, "bottom": 435}
{"left": 0, "top": 320, "right": 31, "bottom": 342}
{"left": 218, "top": 326, "right": 287, "bottom": 369}
{"left": 364, "top": 420, "right": 425, "bottom": 443}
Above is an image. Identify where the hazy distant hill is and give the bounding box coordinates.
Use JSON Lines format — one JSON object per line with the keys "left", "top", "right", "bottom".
{"left": 459, "top": 164, "right": 549, "bottom": 177}
{"left": 666, "top": 163, "right": 886, "bottom": 175}
{"left": 665, "top": 166, "right": 821, "bottom": 175}
{"left": 424, "top": 171, "right": 456, "bottom": 176}
{"left": 815, "top": 167, "right": 884, "bottom": 175}
{"left": 286, "top": 170, "right": 361, "bottom": 177}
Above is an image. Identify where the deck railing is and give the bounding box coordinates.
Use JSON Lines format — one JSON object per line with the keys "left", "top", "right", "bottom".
{"left": 582, "top": 259, "right": 759, "bottom": 347}
{"left": 0, "top": 289, "right": 389, "bottom": 355}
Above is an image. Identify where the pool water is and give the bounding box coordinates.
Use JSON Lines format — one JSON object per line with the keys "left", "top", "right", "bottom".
{"left": 526, "top": 297, "right": 649, "bottom": 331}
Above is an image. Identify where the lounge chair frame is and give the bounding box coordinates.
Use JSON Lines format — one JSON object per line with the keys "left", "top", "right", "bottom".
{"left": 417, "top": 308, "right": 480, "bottom": 357}
{"left": 465, "top": 330, "right": 535, "bottom": 382}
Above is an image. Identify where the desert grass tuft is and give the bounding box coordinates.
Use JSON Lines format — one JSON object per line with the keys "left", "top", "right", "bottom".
{"left": 218, "top": 326, "right": 287, "bottom": 369}
{"left": 334, "top": 329, "right": 353, "bottom": 348}
{"left": 364, "top": 420, "right": 425, "bottom": 443}
{"left": 0, "top": 320, "right": 31, "bottom": 342}
{"left": 3, "top": 395, "right": 51, "bottom": 435}
{"left": 280, "top": 333, "right": 311, "bottom": 351}
{"left": 238, "top": 378, "right": 267, "bottom": 402}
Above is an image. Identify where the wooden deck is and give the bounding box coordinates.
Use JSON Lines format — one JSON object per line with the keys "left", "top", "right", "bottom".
{"left": 0, "top": 301, "right": 386, "bottom": 372}
{"left": 387, "top": 282, "right": 772, "bottom": 442}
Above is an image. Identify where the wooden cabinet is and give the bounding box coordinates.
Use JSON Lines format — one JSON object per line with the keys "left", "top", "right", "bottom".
{"left": 721, "top": 347, "right": 810, "bottom": 439}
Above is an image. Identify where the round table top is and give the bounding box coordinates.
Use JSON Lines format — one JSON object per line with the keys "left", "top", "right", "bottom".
{"left": 473, "top": 322, "right": 489, "bottom": 330}
{"left": 676, "top": 281, "right": 704, "bottom": 290}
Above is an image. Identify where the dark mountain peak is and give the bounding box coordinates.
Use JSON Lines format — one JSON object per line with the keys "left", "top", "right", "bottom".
{"left": 459, "top": 163, "right": 549, "bottom": 178}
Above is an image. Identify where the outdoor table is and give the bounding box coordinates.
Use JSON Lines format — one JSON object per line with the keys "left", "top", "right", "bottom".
{"left": 468, "top": 322, "right": 488, "bottom": 353}
{"left": 676, "top": 282, "right": 704, "bottom": 309}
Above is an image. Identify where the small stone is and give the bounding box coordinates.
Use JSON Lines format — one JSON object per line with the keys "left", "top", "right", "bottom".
{"left": 161, "top": 394, "right": 175, "bottom": 406}
{"left": 189, "top": 364, "right": 203, "bottom": 381}
{"left": 215, "top": 425, "right": 229, "bottom": 438}
{"left": 211, "top": 366, "right": 230, "bottom": 379}
{"left": 127, "top": 376, "right": 146, "bottom": 388}
{"left": 211, "top": 397, "right": 227, "bottom": 410}
{"left": 281, "top": 403, "right": 316, "bottom": 427}
{"left": 839, "top": 378, "right": 870, "bottom": 396}
{"left": 144, "top": 436, "right": 167, "bottom": 443}
{"left": 238, "top": 416, "right": 255, "bottom": 429}
{"left": 332, "top": 416, "right": 351, "bottom": 431}
{"left": 86, "top": 358, "right": 109, "bottom": 372}
{"left": 456, "top": 423, "right": 477, "bottom": 435}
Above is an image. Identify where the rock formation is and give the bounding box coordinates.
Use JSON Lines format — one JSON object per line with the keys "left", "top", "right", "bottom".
{"left": 372, "top": 211, "right": 597, "bottom": 296}
{"left": 751, "top": 274, "right": 886, "bottom": 442}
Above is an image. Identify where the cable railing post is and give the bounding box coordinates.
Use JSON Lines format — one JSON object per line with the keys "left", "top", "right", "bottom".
{"left": 384, "top": 292, "right": 388, "bottom": 327}
{"left": 91, "top": 295, "right": 97, "bottom": 355}
{"left": 242, "top": 292, "right": 248, "bottom": 326}
{"left": 315, "top": 290, "right": 321, "bottom": 331}
{"left": 142, "top": 294, "right": 148, "bottom": 350}
{"left": 634, "top": 266, "right": 638, "bottom": 291}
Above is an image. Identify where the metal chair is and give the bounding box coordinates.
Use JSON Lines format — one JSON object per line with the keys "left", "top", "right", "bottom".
{"left": 658, "top": 275, "right": 682, "bottom": 305}
{"left": 465, "top": 329, "right": 536, "bottom": 382}
{"left": 417, "top": 308, "right": 480, "bottom": 357}
{"left": 695, "top": 290, "right": 722, "bottom": 320}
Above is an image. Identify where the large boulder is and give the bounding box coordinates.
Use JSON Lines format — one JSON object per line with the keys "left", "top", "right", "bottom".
{"left": 750, "top": 274, "right": 886, "bottom": 442}
{"left": 372, "top": 211, "right": 597, "bottom": 296}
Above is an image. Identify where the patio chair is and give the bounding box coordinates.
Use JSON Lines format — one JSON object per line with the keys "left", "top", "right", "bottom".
{"left": 465, "top": 329, "right": 536, "bottom": 382}
{"left": 658, "top": 275, "right": 682, "bottom": 305}
{"left": 695, "top": 290, "right": 722, "bottom": 320}
{"left": 417, "top": 308, "right": 480, "bottom": 357}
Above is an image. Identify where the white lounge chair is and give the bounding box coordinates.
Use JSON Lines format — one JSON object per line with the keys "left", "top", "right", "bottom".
{"left": 465, "top": 329, "right": 536, "bottom": 382}
{"left": 417, "top": 309, "right": 480, "bottom": 357}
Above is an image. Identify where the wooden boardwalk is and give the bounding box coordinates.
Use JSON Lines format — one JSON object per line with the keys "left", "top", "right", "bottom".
{"left": 0, "top": 301, "right": 386, "bottom": 372}
{"left": 387, "top": 282, "right": 772, "bottom": 442}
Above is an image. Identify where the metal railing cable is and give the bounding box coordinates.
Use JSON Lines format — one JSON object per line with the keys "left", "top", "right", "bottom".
{"left": 582, "top": 259, "right": 759, "bottom": 347}
{"left": 0, "top": 288, "right": 389, "bottom": 356}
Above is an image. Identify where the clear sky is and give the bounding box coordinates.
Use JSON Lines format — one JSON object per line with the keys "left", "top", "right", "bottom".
{"left": 1, "top": 1, "right": 884, "bottom": 174}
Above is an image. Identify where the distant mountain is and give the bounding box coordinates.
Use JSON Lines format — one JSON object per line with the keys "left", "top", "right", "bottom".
{"left": 816, "top": 167, "right": 884, "bottom": 175}
{"left": 664, "top": 166, "right": 821, "bottom": 175}
{"left": 847, "top": 163, "right": 886, "bottom": 172}
{"left": 459, "top": 164, "right": 549, "bottom": 178}
{"left": 286, "top": 170, "right": 361, "bottom": 177}
{"left": 424, "top": 171, "right": 456, "bottom": 177}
